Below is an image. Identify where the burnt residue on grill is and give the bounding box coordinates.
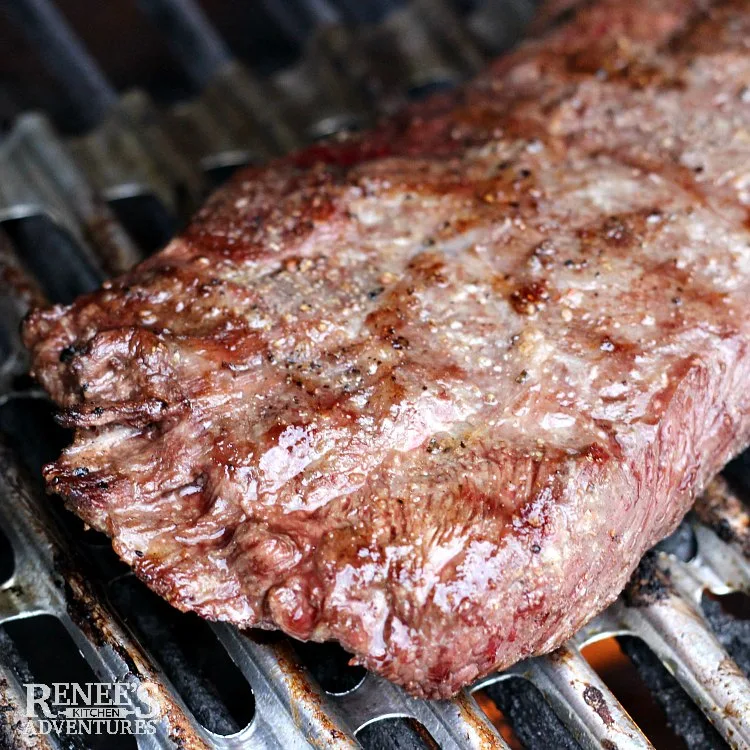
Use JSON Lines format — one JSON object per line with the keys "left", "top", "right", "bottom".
{"left": 0, "top": 632, "right": 45, "bottom": 749}
{"left": 701, "top": 593, "right": 750, "bottom": 679}
{"left": 617, "top": 635, "right": 727, "bottom": 749}
{"left": 61, "top": 563, "right": 138, "bottom": 672}
{"left": 0, "top": 674, "right": 46, "bottom": 750}
{"left": 60, "top": 579, "right": 210, "bottom": 750}
{"left": 622, "top": 551, "right": 673, "bottom": 608}
{"left": 247, "top": 631, "right": 352, "bottom": 745}
{"left": 694, "top": 476, "right": 750, "bottom": 557}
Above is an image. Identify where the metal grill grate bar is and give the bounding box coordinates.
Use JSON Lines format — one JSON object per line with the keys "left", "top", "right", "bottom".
{"left": 335, "top": 673, "right": 508, "bottom": 748}
{"left": 136, "top": 0, "right": 233, "bottom": 90}
{"left": 513, "top": 645, "right": 653, "bottom": 749}
{"left": 1, "top": 0, "right": 116, "bottom": 130}
{"left": 0, "top": 114, "right": 139, "bottom": 276}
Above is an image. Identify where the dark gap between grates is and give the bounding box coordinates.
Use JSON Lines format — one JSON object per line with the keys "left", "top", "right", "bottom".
{"left": 2, "top": 614, "right": 137, "bottom": 750}
{"left": 108, "top": 194, "right": 177, "bottom": 256}
{"left": 134, "top": 0, "right": 232, "bottom": 94}
{"left": 0, "top": 395, "right": 125, "bottom": 577}
{"left": 2, "top": 215, "right": 102, "bottom": 304}
{"left": 0, "top": 523, "right": 14, "bottom": 584}
{"left": 197, "top": 1, "right": 296, "bottom": 72}
{"left": 9, "top": 373, "right": 37, "bottom": 392}
{"left": 108, "top": 575, "right": 255, "bottom": 736}
{"left": 703, "top": 590, "right": 750, "bottom": 621}
{"left": 310, "top": 122, "right": 363, "bottom": 142}
{"left": 582, "top": 636, "right": 695, "bottom": 749}
{"left": 205, "top": 162, "right": 249, "bottom": 190}
{"left": 608, "top": 636, "right": 726, "bottom": 749}
{"left": 335, "top": 0, "right": 399, "bottom": 25}
{"left": 466, "top": 0, "right": 538, "bottom": 56}
{"left": 0, "top": 396, "right": 69, "bottom": 480}
{"left": 407, "top": 78, "right": 457, "bottom": 101}
{"left": 723, "top": 448, "right": 750, "bottom": 500}
{"left": 653, "top": 519, "right": 697, "bottom": 562}
{"left": 701, "top": 590, "right": 750, "bottom": 678}
{"left": 479, "top": 675, "right": 581, "bottom": 750}
{"left": 451, "top": 0, "right": 475, "bottom": 15}
{"left": 357, "top": 716, "right": 440, "bottom": 750}
{"left": 291, "top": 639, "right": 366, "bottom": 695}
{"left": 0, "top": 310, "right": 14, "bottom": 370}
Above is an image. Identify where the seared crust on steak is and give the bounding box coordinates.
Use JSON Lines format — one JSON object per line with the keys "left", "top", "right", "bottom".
{"left": 23, "top": 0, "right": 750, "bottom": 697}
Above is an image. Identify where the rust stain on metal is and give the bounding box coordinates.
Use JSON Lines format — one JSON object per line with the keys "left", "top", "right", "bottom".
{"left": 62, "top": 567, "right": 138, "bottom": 671}
{"left": 548, "top": 644, "right": 574, "bottom": 665}
{"left": 582, "top": 684, "right": 614, "bottom": 727}
{"left": 61, "top": 567, "right": 211, "bottom": 750}
{"left": 0, "top": 229, "right": 47, "bottom": 309}
{"left": 83, "top": 209, "right": 142, "bottom": 276}
{"left": 453, "top": 690, "right": 505, "bottom": 749}
{"left": 248, "top": 632, "right": 352, "bottom": 748}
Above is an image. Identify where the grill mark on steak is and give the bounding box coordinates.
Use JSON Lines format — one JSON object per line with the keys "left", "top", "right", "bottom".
{"left": 22, "top": 0, "right": 750, "bottom": 697}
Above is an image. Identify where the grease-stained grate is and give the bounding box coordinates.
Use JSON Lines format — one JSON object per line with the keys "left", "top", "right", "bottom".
{"left": 1, "top": 1, "right": 750, "bottom": 748}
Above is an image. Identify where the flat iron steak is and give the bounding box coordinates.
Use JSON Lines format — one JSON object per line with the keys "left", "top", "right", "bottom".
{"left": 23, "top": 0, "right": 750, "bottom": 698}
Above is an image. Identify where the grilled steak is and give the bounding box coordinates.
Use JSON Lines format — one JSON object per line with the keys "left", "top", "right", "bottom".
{"left": 22, "top": 0, "right": 750, "bottom": 698}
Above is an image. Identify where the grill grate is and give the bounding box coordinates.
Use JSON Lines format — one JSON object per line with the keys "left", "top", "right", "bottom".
{"left": 1, "top": 1, "right": 750, "bottom": 748}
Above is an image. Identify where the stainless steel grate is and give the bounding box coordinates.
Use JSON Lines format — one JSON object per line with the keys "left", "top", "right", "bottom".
{"left": 1, "top": 1, "right": 750, "bottom": 748}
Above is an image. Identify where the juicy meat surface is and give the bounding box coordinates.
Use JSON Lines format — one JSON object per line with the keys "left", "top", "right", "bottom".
{"left": 23, "top": 0, "right": 750, "bottom": 698}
